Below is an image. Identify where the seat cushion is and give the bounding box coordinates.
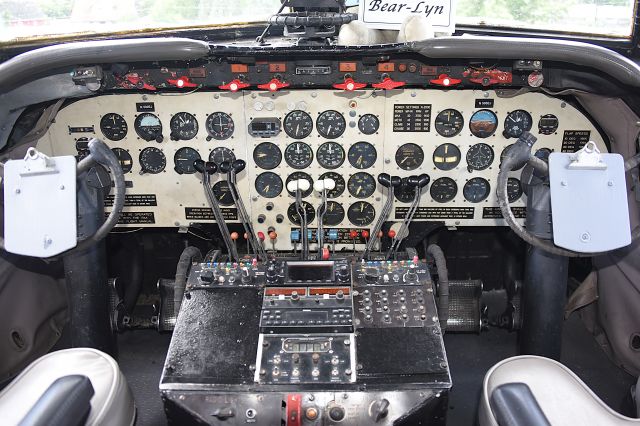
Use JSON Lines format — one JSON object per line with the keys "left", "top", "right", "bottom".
{"left": 0, "top": 348, "right": 135, "bottom": 426}
{"left": 479, "top": 356, "right": 640, "bottom": 426}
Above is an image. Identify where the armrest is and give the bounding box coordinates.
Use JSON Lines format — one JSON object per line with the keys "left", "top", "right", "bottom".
{"left": 490, "top": 382, "right": 551, "bottom": 426}
{"left": 19, "top": 375, "right": 94, "bottom": 426}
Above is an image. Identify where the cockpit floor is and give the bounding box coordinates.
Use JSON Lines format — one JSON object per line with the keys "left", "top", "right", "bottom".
{"left": 117, "top": 315, "right": 636, "bottom": 426}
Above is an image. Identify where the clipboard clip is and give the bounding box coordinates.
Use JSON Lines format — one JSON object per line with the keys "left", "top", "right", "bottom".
{"left": 567, "top": 141, "right": 607, "bottom": 170}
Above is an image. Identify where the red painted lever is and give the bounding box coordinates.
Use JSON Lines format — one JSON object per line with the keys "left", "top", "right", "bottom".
{"left": 372, "top": 77, "right": 405, "bottom": 90}
{"left": 333, "top": 78, "right": 367, "bottom": 91}
{"left": 218, "top": 79, "right": 250, "bottom": 92}
{"left": 125, "top": 74, "right": 156, "bottom": 90}
{"left": 257, "top": 78, "right": 290, "bottom": 92}
{"left": 430, "top": 74, "right": 462, "bottom": 87}
{"left": 166, "top": 76, "right": 198, "bottom": 88}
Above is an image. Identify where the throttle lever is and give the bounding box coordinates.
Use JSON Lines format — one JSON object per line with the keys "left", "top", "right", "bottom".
{"left": 387, "top": 174, "right": 430, "bottom": 260}
{"left": 198, "top": 161, "right": 238, "bottom": 262}
{"left": 364, "top": 174, "right": 401, "bottom": 260}
{"left": 287, "top": 179, "right": 311, "bottom": 260}
{"left": 224, "top": 159, "right": 267, "bottom": 261}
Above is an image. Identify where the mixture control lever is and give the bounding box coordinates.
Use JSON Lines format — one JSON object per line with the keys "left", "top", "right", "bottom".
{"left": 314, "top": 178, "right": 336, "bottom": 258}
{"left": 387, "top": 173, "right": 430, "bottom": 260}
{"left": 194, "top": 159, "right": 239, "bottom": 262}
{"left": 287, "top": 178, "right": 311, "bottom": 260}
{"left": 220, "top": 159, "right": 267, "bottom": 261}
{"left": 364, "top": 173, "right": 401, "bottom": 260}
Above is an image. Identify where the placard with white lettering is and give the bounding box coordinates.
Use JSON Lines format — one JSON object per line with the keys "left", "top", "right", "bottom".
{"left": 359, "top": 0, "right": 456, "bottom": 31}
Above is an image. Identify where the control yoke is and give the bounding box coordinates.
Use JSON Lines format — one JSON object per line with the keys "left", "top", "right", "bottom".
{"left": 287, "top": 178, "right": 311, "bottom": 260}
{"left": 364, "top": 173, "right": 401, "bottom": 260}
{"left": 387, "top": 174, "right": 429, "bottom": 260}
{"left": 194, "top": 159, "right": 239, "bottom": 262}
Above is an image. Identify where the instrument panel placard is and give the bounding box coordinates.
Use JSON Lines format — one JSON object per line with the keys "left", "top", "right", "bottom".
{"left": 392, "top": 104, "right": 431, "bottom": 132}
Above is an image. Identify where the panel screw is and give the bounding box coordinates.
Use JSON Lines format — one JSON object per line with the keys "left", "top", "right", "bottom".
{"left": 59, "top": 185, "right": 65, "bottom": 190}
{"left": 561, "top": 181, "right": 567, "bottom": 186}
{"left": 580, "top": 232, "right": 591, "bottom": 242}
{"left": 15, "top": 188, "right": 20, "bottom": 194}
{"left": 608, "top": 181, "right": 613, "bottom": 186}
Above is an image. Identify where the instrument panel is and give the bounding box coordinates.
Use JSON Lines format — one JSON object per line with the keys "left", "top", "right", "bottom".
{"left": 36, "top": 89, "right": 606, "bottom": 250}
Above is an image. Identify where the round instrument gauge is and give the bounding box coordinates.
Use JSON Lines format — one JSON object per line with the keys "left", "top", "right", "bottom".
{"left": 317, "top": 110, "right": 346, "bottom": 139}
{"left": 358, "top": 114, "right": 379, "bottom": 135}
{"left": 348, "top": 172, "right": 376, "bottom": 198}
{"left": 284, "top": 110, "right": 313, "bottom": 139}
{"left": 535, "top": 147, "right": 553, "bottom": 161}
{"left": 208, "top": 147, "right": 236, "bottom": 167}
{"left": 319, "top": 172, "right": 345, "bottom": 198}
{"left": 433, "top": 143, "right": 461, "bottom": 171}
{"left": 134, "top": 113, "right": 163, "bottom": 142}
{"left": 396, "top": 143, "right": 424, "bottom": 170}
{"left": 538, "top": 114, "right": 559, "bottom": 135}
{"left": 430, "top": 177, "right": 458, "bottom": 203}
{"left": 316, "top": 142, "right": 345, "bottom": 169}
{"left": 466, "top": 143, "right": 495, "bottom": 171}
{"left": 323, "top": 201, "right": 346, "bottom": 226}
{"left": 463, "top": 177, "right": 491, "bottom": 203}
{"left": 285, "top": 142, "right": 314, "bottom": 169}
{"left": 111, "top": 148, "right": 132, "bottom": 173}
{"left": 286, "top": 172, "right": 314, "bottom": 198}
{"left": 507, "top": 177, "right": 523, "bottom": 203}
{"left": 253, "top": 142, "right": 282, "bottom": 170}
{"left": 139, "top": 147, "right": 166, "bottom": 174}
{"left": 206, "top": 112, "right": 234, "bottom": 140}
{"left": 255, "top": 172, "right": 283, "bottom": 198}
{"left": 169, "top": 112, "right": 198, "bottom": 140}
{"left": 287, "top": 201, "right": 316, "bottom": 225}
{"left": 435, "top": 109, "right": 464, "bottom": 137}
{"left": 500, "top": 144, "right": 527, "bottom": 171}
{"left": 504, "top": 110, "right": 533, "bottom": 138}
{"left": 395, "top": 177, "right": 417, "bottom": 203}
{"left": 100, "top": 113, "right": 128, "bottom": 141}
{"left": 348, "top": 142, "right": 377, "bottom": 169}
{"left": 174, "top": 147, "right": 201, "bottom": 174}
{"left": 469, "top": 110, "right": 498, "bottom": 138}
{"left": 347, "top": 201, "right": 376, "bottom": 226}
{"left": 212, "top": 181, "right": 234, "bottom": 206}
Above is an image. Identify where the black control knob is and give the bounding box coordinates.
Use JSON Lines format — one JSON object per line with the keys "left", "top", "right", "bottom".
{"left": 370, "top": 398, "right": 390, "bottom": 422}
{"left": 337, "top": 265, "right": 350, "bottom": 283}
{"left": 200, "top": 270, "right": 214, "bottom": 283}
{"left": 364, "top": 267, "right": 380, "bottom": 284}
{"left": 266, "top": 265, "right": 278, "bottom": 284}
{"left": 241, "top": 268, "right": 252, "bottom": 284}
{"left": 218, "top": 161, "right": 231, "bottom": 173}
{"left": 193, "top": 159, "right": 206, "bottom": 173}
{"left": 231, "top": 159, "right": 246, "bottom": 173}
{"left": 211, "top": 407, "right": 235, "bottom": 420}
{"left": 404, "top": 264, "right": 418, "bottom": 283}
{"left": 328, "top": 405, "right": 345, "bottom": 422}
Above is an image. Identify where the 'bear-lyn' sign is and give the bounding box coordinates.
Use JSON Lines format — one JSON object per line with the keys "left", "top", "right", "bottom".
{"left": 359, "top": 0, "right": 456, "bottom": 31}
